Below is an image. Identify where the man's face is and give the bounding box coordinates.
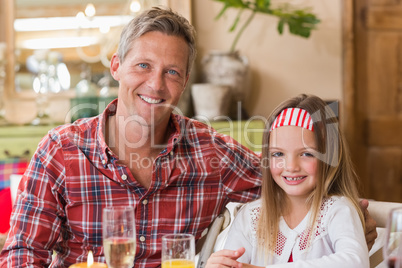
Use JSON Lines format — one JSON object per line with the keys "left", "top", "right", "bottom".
{"left": 110, "top": 31, "right": 189, "bottom": 126}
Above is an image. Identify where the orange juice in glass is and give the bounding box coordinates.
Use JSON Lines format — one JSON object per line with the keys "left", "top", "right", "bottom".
{"left": 162, "top": 234, "right": 195, "bottom": 268}
{"left": 162, "top": 259, "right": 195, "bottom": 268}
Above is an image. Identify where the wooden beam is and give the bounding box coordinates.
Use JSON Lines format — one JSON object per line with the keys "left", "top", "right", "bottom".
{"left": 366, "top": 118, "right": 402, "bottom": 146}
{"left": 367, "top": 7, "right": 402, "bottom": 30}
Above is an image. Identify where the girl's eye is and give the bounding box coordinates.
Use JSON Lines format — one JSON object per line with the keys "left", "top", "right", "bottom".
{"left": 138, "top": 63, "right": 148, "bottom": 68}
{"left": 271, "top": 152, "right": 283, "bottom": 158}
{"left": 302, "top": 152, "right": 315, "bottom": 157}
{"left": 167, "top": 69, "right": 178, "bottom": 75}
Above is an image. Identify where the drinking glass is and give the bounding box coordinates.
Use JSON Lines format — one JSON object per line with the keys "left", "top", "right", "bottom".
{"left": 103, "top": 206, "right": 136, "bottom": 268}
{"left": 383, "top": 207, "right": 402, "bottom": 268}
{"left": 161, "top": 234, "right": 195, "bottom": 268}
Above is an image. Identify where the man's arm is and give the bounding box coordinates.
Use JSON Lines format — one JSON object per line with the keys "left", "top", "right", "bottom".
{"left": 0, "top": 135, "right": 63, "bottom": 267}
{"left": 359, "top": 199, "right": 378, "bottom": 251}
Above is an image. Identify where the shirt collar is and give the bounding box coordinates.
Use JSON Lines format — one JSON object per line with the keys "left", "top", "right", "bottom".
{"left": 97, "top": 98, "right": 118, "bottom": 167}
{"left": 96, "top": 99, "right": 186, "bottom": 165}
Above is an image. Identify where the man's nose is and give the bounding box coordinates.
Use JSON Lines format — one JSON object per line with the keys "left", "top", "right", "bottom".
{"left": 147, "top": 70, "right": 165, "bottom": 91}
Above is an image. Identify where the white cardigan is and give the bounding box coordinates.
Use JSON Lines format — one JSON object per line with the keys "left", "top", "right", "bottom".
{"left": 224, "top": 196, "right": 369, "bottom": 268}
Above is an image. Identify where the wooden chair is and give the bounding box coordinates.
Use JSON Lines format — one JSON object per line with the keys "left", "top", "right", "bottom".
{"left": 196, "top": 207, "right": 231, "bottom": 268}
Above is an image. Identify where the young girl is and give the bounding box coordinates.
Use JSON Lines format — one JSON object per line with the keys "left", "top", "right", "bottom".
{"left": 206, "top": 94, "right": 369, "bottom": 267}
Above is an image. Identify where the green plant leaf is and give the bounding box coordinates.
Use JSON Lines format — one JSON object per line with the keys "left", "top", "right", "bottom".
{"left": 277, "top": 19, "right": 284, "bottom": 35}
{"left": 255, "top": 0, "right": 271, "bottom": 9}
{"left": 213, "top": 0, "right": 247, "bottom": 9}
{"left": 229, "top": 9, "right": 244, "bottom": 32}
{"left": 212, "top": 0, "right": 321, "bottom": 50}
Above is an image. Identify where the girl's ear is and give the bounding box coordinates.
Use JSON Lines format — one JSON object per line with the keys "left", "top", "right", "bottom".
{"left": 110, "top": 53, "right": 120, "bottom": 81}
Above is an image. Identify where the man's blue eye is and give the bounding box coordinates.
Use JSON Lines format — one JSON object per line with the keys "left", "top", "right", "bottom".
{"left": 168, "top": 70, "right": 178, "bottom": 75}
{"left": 139, "top": 63, "right": 147, "bottom": 68}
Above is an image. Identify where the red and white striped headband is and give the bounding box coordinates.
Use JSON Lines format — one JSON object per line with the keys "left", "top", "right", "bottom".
{"left": 270, "top": 108, "right": 314, "bottom": 132}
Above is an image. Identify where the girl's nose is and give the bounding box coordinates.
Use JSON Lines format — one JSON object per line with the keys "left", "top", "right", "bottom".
{"left": 285, "top": 156, "right": 301, "bottom": 172}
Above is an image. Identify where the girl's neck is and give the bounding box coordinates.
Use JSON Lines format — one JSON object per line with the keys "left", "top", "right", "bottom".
{"left": 283, "top": 197, "right": 310, "bottom": 229}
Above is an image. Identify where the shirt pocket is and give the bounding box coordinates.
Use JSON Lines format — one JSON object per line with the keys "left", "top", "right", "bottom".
{"left": 64, "top": 173, "right": 129, "bottom": 245}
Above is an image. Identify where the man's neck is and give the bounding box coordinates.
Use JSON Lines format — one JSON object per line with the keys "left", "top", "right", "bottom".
{"left": 106, "top": 113, "right": 171, "bottom": 156}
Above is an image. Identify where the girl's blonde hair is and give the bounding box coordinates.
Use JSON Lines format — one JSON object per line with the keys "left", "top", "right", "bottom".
{"left": 257, "top": 94, "right": 364, "bottom": 258}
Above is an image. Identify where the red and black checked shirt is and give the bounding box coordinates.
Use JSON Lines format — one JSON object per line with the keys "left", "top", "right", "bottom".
{"left": 0, "top": 100, "right": 262, "bottom": 268}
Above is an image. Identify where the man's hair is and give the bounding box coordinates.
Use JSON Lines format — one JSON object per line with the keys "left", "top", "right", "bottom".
{"left": 117, "top": 6, "right": 196, "bottom": 75}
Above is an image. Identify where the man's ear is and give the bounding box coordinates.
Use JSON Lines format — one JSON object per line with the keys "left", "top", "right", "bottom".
{"left": 183, "top": 74, "right": 190, "bottom": 90}
{"left": 110, "top": 53, "right": 120, "bottom": 81}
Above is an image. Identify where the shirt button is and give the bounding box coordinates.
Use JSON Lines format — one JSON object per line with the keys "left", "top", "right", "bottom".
{"left": 170, "top": 151, "right": 173, "bottom": 156}
{"left": 139, "top": 236, "right": 145, "bottom": 242}
{"left": 121, "top": 174, "right": 127, "bottom": 180}
{"left": 142, "top": 199, "right": 148, "bottom": 205}
{"left": 102, "top": 159, "right": 106, "bottom": 165}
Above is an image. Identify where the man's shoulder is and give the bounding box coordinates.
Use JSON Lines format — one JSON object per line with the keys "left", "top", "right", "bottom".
{"left": 46, "top": 116, "right": 99, "bottom": 143}
{"left": 175, "top": 115, "right": 237, "bottom": 141}
{"left": 174, "top": 115, "right": 216, "bottom": 132}
{"left": 174, "top": 115, "right": 224, "bottom": 141}
{"left": 174, "top": 115, "right": 260, "bottom": 160}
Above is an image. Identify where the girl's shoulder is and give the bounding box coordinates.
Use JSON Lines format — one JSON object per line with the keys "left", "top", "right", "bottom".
{"left": 235, "top": 199, "right": 263, "bottom": 231}
{"left": 237, "top": 199, "right": 263, "bottom": 214}
{"left": 319, "top": 196, "right": 358, "bottom": 219}
{"left": 322, "top": 195, "right": 355, "bottom": 209}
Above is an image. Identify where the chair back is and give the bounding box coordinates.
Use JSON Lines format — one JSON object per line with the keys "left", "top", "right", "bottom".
{"left": 368, "top": 200, "right": 402, "bottom": 268}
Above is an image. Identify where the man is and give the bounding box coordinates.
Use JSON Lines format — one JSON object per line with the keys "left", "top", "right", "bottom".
{"left": 0, "top": 7, "right": 376, "bottom": 268}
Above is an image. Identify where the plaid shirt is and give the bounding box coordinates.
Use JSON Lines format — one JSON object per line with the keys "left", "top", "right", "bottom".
{"left": 0, "top": 100, "right": 261, "bottom": 268}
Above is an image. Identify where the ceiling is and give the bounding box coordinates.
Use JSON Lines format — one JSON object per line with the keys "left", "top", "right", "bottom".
{"left": 16, "top": 0, "right": 128, "bottom": 7}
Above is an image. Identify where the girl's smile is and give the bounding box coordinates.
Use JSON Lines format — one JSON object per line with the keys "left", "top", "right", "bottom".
{"left": 269, "top": 125, "right": 318, "bottom": 201}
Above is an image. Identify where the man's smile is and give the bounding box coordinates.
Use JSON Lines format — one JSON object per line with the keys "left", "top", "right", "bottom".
{"left": 139, "top": 94, "right": 164, "bottom": 104}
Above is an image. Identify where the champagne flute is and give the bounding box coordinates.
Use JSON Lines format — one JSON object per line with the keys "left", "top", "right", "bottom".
{"left": 383, "top": 207, "right": 402, "bottom": 268}
{"left": 162, "top": 234, "right": 195, "bottom": 268}
{"left": 103, "top": 206, "right": 136, "bottom": 268}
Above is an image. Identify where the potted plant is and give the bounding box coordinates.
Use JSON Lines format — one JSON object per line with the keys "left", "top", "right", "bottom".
{"left": 200, "top": 0, "right": 320, "bottom": 119}
{"left": 213, "top": 0, "right": 320, "bottom": 53}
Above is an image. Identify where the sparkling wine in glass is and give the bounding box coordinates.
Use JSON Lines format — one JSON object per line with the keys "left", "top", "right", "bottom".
{"left": 162, "top": 234, "right": 195, "bottom": 268}
{"left": 384, "top": 207, "right": 402, "bottom": 268}
{"left": 103, "top": 206, "right": 136, "bottom": 268}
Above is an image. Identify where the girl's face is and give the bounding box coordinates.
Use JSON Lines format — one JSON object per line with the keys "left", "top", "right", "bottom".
{"left": 269, "top": 126, "right": 319, "bottom": 201}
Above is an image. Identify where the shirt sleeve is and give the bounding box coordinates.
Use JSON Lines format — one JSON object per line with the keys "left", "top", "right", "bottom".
{"left": 267, "top": 197, "right": 370, "bottom": 268}
{"left": 214, "top": 134, "right": 262, "bottom": 203}
{"left": 0, "top": 133, "right": 66, "bottom": 267}
{"left": 223, "top": 203, "right": 254, "bottom": 263}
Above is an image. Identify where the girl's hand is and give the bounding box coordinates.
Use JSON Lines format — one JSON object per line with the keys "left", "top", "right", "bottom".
{"left": 241, "top": 264, "right": 264, "bottom": 268}
{"left": 205, "top": 247, "right": 246, "bottom": 268}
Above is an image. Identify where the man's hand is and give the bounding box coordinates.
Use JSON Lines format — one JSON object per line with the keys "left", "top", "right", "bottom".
{"left": 360, "top": 199, "right": 378, "bottom": 251}
{"left": 205, "top": 248, "right": 245, "bottom": 268}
